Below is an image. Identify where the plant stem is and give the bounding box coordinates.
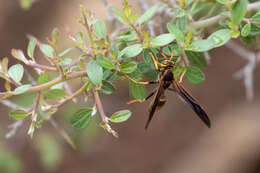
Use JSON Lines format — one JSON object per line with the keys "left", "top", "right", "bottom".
{"left": 191, "top": 1, "right": 260, "bottom": 29}
{"left": 93, "top": 90, "right": 108, "bottom": 122}
{"left": 53, "top": 81, "right": 89, "bottom": 108}
{"left": 28, "top": 62, "right": 57, "bottom": 71}
{"left": 0, "top": 71, "right": 87, "bottom": 98}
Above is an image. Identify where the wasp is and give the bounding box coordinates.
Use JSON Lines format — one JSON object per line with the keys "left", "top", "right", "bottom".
{"left": 125, "top": 52, "right": 211, "bottom": 129}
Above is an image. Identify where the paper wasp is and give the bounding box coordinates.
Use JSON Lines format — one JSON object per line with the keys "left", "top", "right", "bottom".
{"left": 125, "top": 52, "right": 211, "bottom": 129}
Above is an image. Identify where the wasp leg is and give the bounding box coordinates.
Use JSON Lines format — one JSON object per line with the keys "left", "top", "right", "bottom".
{"left": 178, "top": 69, "right": 187, "bottom": 83}
{"left": 169, "top": 52, "right": 174, "bottom": 61}
{"left": 123, "top": 73, "right": 158, "bottom": 85}
{"left": 149, "top": 52, "right": 163, "bottom": 71}
{"left": 127, "top": 90, "right": 156, "bottom": 104}
{"left": 161, "top": 52, "right": 168, "bottom": 60}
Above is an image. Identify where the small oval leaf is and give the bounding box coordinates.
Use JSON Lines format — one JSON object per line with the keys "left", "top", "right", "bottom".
{"left": 231, "top": 0, "right": 248, "bottom": 25}
{"left": 101, "top": 80, "right": 115, "bottom": 95}
{"left": 93, "top": 20, "right": 107, "bottom": 39}
{"left": 190, "top": 39, "right": 215, "bottom": 52}
{"left": 185, "top": 66, "right": 205, "bottom": 84}
{"left": 119, "top": 44, "right": 143, "bottom": 58}
{"left": 71, "top": 108, "right": 93, "bottom": 129}
{"left": 38, "top": 72, "right": 51, "bottom": 85}
{"left": 8, "top": 64, "right": 24, "bottom": 83}
{"left": 110, "top": 110, "right": 131, "bottom": 123}
{"left": 167, "top": 23, "right": 185, "bottom": 43}
{"left": 97, "top": 55, "right": 115, "bottom": 70}
{"left": 12, "top": 84, "right": 32, "bottom": 95}
{"left": 241, "top": 23, "right": 251, "bottom": 37}
{"left": 150, "top": 33, "right": 176, "bottom": 47}
{"left": 129, "top": 82, "right": 146, "bottom": 100}
{"left": 87, "top": 60, "right": 103, "bottom": 86}
{"left": 44, "top": 89, "right": 66, "bottom": 99}
{"left": 120, "top": 61, "right": 137, "bottom": 73}
{"left": 40, "top": 44, "right": 54, "bottom": 58}
{"left": 208, "top": 29, "right": 231, "bottom": 47}
{"left": 186, "top": 51, "right": 206, "bottom": 69}
{"left": 9, "top": 110, "right": 30, "bottom": 120}
{"left": 27, "top": 37, "right": 37, "bottom": 59}
{"left": 138, "top": 5, "right": 158, "bottom": 25}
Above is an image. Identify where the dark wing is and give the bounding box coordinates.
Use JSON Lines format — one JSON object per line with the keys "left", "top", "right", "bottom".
{"left": 145, "top": 81, "right": 165, "bottom": 129}
{"left": 173, "top": 82, "right": 211, "bottom": 128}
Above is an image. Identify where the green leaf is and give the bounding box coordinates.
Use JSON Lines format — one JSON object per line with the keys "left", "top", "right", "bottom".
{"left": 27, "top": 37, "right": 37, "bottom": 60}
{"left": 252, "top": 11, "right": 260, "bottom": 23}
{"left": 40, "top": 44, "right": 54, "bottom": 58}
{"left": 173, "top": 65, "right": 186, "bottom": 79}
{"left": 150, "top": 33, "right": 176, "bottom": 47}
{"left": 8, "top": 64, "right": 24, "bottom": 83}
{"left": 138, "top": 5, "right": 158, "bottom": 25}
{"left": 138, "top": 62, "right": 158, "bottom": 79}
{"left": 101, "top": 80, "right": 115, "bottom": 95}
{"left": 185, "top": 66, "right": 205, "bottom": 84}
{"left": 109, "top": 110, "right": 131, "bottom": 123}
{"left": 186, "top": 51, "right": 206, "bottom": 69}
{"left": 167, "top": 23, "right": 185, "bottom": 43}
{"left": 241, "top": 23, "right": 251, "bottom": 37}
{"left": 119, "top": 44, "right": 143, "bottom": 58}
{"left": 44, "top": 89, "right": 66, "bottom": 99}
{"left": 93, "top": 20, "right": 107, "bottom": 39}
{"left": 120, "top": 61, "right": 137, "bottom": 73}
{"left": 76, "top": 32, "right": 84, "bottom": 45}
{"left": 129, "top": 82, "right": 146, "bottom": 100}
{"left": 97, "top": 55, "right": 115, "bottom": 70}
{"left": 71, "top": 108, "right": 93, "bottom": 129}
{"left": 115, "top": 31, "right": 138, "bottom": 42}
{"left": 9, "top": 110, "right": 30, "bottom": 120}
{"left": 12, "top": 84, "right": 32, "bottom": 95}
{"left": 87, "top": 60, "right": 103, "bottom": 86}
{"left": 58, "top": 58, "right": 72, "bottom": 66}
{"left": 172, "top": 7, "right": 187, "bottom": 17}
{"left": 190, "top": 39, "right": 215, "bottom": 52}
{"left": 110, "top": 7, "right": 128, "bottom": 25}
{"left": 231, "top": 0, "right": 248, "bottom": 25}
{"left": 143, "top": 48, "right": 156, "bottom": 67}
{"left": 38, "top": 72, "right": 51, "bottom": 85}
{"left": 58, "top": 47, "right": 73, "bottom": 57}
{"left": 208, "top": 29, "right": 231, "bottom": 47}
{"left": 11, "top": 49, "right": 28, "bottom": 64}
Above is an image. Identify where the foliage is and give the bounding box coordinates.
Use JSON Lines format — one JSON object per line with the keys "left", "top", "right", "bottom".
{"left": 1, "top": 0, "right": 260, "bottom": 144}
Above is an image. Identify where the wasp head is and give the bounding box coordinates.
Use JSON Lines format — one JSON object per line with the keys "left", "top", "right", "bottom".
{"left": 161, "top": 60, "right": 174, "bottom": 69}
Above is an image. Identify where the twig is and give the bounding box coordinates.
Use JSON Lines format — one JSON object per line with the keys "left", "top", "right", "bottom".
{"left": 204, "top": 51, "right": 211, "bottom": 64}
{"left": 93, "top": 90, "right": 108, "bottom": 122}
{"left": 191, "top": 1, "right": 260, "bottom": 29}
{"left": 0, "top": 71, "right": 87, "bottom": 98}
{"left": 226, "top": 40, "right": 256, "bottom": 101}
{"left": 52, "top": 82, "right": 89, "bottom": 108}
{"left": 49, "top": 118, "right": 77, "bottom": 150}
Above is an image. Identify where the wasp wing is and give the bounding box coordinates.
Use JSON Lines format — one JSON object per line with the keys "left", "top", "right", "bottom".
{"left": 173, "top": 82, "right": 211, "bottom": 128}
{"left": 145, "top": 81, "right": 165, "bottom": 129}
